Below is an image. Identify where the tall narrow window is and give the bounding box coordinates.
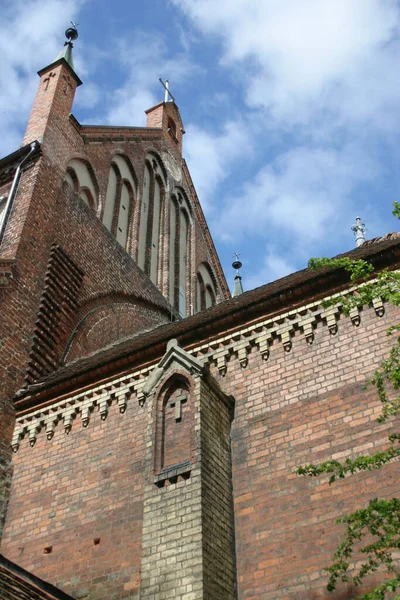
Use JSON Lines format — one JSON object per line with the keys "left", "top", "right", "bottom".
{"left": 179, "top": 210, "right": 189, "bottom": 316}
{"left": 64, "top": 159, "right": 98, "bottom": 212}
{"left": 116, "top": 182, "right": 132, "bottom": 249}
{"left": 149, "top": 177, "right": 162, "bottom": 285}
{"left": 138, "top": 155, "right": 166, "bottom": 284}
{"left": 103, "top": 165, "right": 119, "bottom": 232}
{"left": 138, "top": 163, "right": 151, "bottom": 270}
{"left": 196, "top": 263, "right": 217, "bottom": 313}
{"left": 103, "top": 156, "right": 136, "bottom": 251}
{"left": 169, "top": 190, "right": 191, "bottom": 317}
{"left": 169, "top": 197, "right": 178, "bottom": 306}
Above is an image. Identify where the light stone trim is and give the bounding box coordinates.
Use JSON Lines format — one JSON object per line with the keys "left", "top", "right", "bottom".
{"left": 13, "top": 284, "right": 386, "bottom": 451}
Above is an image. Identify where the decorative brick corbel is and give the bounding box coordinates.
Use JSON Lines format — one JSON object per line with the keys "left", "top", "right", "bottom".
{"left": 322, "top": 307, "right": 339, "bottom": 335}
{"left": 349, "top": 306, "right": 361, "bottom": 327}
{"left": 63, "top": 408, "right": 76, "bottom": 434}
{"left": 277, "top": 325, "right": 293, "bottom": 352}
{"left": 372, "top": 297, "right": 385, "bottom": 317}
{"left": 255, "top": 332, "right": 272, "bottom": 360}
{"left": 11, "top": 427, "right": 23, "bottom": 453}
{"left": 44, "top": 413, "right": 59, "bottom": 440}
{"left": 299, "top": 316, "right": 316, "bottom": 345}
{"left": 235, "top": 342, "right": 250, "bottom": 368}
{"left": 215, "top": 350, "right": 229, "bottom": 376}
{"left": 28, "top": 420, "right": 41, "bottom": 447}
{"left": 81, "top": 397, "right": 95, "bottom": 428}
{"left": 96, "top": 392, "right": 109, "bottom": 420}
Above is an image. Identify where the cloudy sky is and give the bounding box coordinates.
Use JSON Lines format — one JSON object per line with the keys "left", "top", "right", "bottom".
{"left": 2, "top": 0, "right": 400, "bottom": 291}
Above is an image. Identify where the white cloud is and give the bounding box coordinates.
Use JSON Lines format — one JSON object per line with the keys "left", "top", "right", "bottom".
{"left": 174, "top": 0, "right": 400, "bottom": 129}
{"left": 244, "top": 247, "right": 298, "bottom": 290}
{"left": 173, "top": 0, "right": 400, "bottom": 288}
{"left": 184, "top": 121, "right": 251, "bottom": 212}
{"left": 98, "top": 33, "right": 202, "bottom": 127}
{"left": 221, "top": 143, "right": 378, "bottom": 243}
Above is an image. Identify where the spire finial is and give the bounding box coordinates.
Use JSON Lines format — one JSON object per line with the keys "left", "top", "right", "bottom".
{"left": 65, "top": 22, "right": 79, "bottom": 47}
{"left": 53, "top": 23, "right": 79, "bottom": 71}
{"left": 351, "top": 216, "right": 366, "bottom": 247}
{"left": 232, "top": 253, "right": 244, "bottom": 297}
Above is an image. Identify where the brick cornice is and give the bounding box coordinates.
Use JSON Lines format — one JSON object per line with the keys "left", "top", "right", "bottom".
{"left": 13, "top": 234, "right": 400, "bottom": 409}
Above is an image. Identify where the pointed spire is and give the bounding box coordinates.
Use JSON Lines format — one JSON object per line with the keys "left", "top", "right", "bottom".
{"left": 232, "top": 253, "right": 244, "bottom": 297}
{"left": 351, "top": 216, "right": 366, "bottom": 247}
{"left": 54, "top": 23, "right": 79, "bottom": 71}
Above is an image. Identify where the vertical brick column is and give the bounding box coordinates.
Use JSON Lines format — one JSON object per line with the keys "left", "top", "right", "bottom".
{"left": 200, "top": 378, "right": 237, "bottom": 599}
{"left": 23, "top": 58, "right": 81, "bottom": 147}
{"left": 139, "top": 340, "right": 237, "bottom": 600}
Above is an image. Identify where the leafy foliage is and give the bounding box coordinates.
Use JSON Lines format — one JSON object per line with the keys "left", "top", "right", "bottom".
{"left": 298, "top": 205, "right": 400, "bottom": 600}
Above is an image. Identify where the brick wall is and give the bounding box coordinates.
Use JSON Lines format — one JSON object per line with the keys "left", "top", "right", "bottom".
{"left": 217, "top": 301, "right": 400, "bottom": 600}
{"left": 1, "top": 395, "right": 146, "bottom": 599}
{"left": 1, "top": 296, "right": 400, "bottom": 599}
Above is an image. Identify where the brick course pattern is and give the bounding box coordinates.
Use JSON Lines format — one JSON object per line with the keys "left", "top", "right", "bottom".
{"left": 2, "top": 300, "right": 400, "bottom": 599}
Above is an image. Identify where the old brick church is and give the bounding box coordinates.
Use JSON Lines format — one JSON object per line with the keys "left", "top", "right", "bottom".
{"left": 0, "top": 27, "right": 399, "bottom": 600}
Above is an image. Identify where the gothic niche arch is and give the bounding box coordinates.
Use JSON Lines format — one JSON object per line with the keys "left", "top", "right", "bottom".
{"left": 64, "top": 158, "right": 99, "bottom": 213}
{"left": 103, "top": 155, "right": 136, "bottom": 251}
{"left": 169, "top": 189, "right": 192, "bottom": 317}
{"left": 196, "top": 262, "right": 217, "bottom": 312}
{"left": 138, "top": 154, "right": 166, "bottom": 286}
{"left": 153, "top": 375, "right": 193, "bottom": 479}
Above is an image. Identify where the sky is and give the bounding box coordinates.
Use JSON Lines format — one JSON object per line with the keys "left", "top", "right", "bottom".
{"left": 2, "top": 0, "right": 400, "bottom": 292}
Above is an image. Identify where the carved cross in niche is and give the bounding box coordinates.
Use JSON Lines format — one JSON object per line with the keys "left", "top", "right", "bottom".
{"left": 169, "top": 389, "right": 188, "bottom": 422}
{"left": 43, "top": 72, "right": 56, "bottom": 91}
{"left": 63, "top": 76, "right": 72, "bottom": 95}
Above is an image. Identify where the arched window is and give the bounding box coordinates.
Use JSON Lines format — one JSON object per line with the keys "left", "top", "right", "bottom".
{"left": 179, "top": 209, "right": 189, "bottom": 316}
{"left": 103, "top": 164, "right": 119, "bottom": 231}
{"left": 103, "top": 155, "right": 136, "bottom": 251}
{"left": 196, "top": 263, "right": 217, "bottom": 312}
{"left": 64, "top": 159, "right": 98, "bottom": 212}
{"left": 138, "top": 155, "right": 166, "bottom": 286}
{"left": 169, "top": 190, "right": 191, "bottom": 317}
{"left": 168, "top": 118, "right": 177, "bottom": 140}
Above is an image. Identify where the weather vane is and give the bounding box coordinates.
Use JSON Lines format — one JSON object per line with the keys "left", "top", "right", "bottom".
{"left": 232, "top": 253, "right": 242, "bottom": 272}
{"left": 65, "top": 21, "right": 79, "bottom": 46}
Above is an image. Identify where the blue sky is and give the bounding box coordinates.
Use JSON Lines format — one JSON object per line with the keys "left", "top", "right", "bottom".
{"left": 2, "top": 0, "right": 400, "bottom": 292}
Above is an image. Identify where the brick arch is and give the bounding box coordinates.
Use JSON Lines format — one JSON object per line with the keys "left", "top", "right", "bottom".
{"left": 64, "top": 157, "right": 101, "bottom": 216}
{"left": 62, "top": 295, "right": 168, "bottom": 363}
{"left": 172, "top": 185, "right": 193, "bottom": 218}
{"left": 110, "top": 152, "right": 139, "bottom": 191}
{"left": 196, "top": 262, "right": 218, "bottom": 311}
{"left": 152, "top": 371, "right": 196, "bottom": 476}
{"left": 145, "top": 150, "right": 168, "bottom": 183}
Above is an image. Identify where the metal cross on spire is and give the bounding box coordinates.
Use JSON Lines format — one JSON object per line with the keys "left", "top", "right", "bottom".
{"left": 159, "top": 78, "right": 176, "bottom": 103}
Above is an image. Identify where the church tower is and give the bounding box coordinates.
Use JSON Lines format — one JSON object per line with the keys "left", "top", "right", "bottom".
{"left": 0, "top": 26, "right": 228, "bottom": 544}
{"left": 23, "top": 26, "right": 82, "bottom": 148}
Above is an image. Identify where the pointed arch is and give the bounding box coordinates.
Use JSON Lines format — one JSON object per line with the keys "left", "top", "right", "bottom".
{"left": 103, "top": 155, "right": 137, "bottom": 251}
{"left": 138, "top": 154, "right": 166, "bottom": 285}
{"left": 64, "top": 158, "right": 99, "bottom": 212}
{"left": 196, "top": 262, "right": 218, "bottom": 312}
{"left": 169, "top": 187, "right": 193, "bottom": 317}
